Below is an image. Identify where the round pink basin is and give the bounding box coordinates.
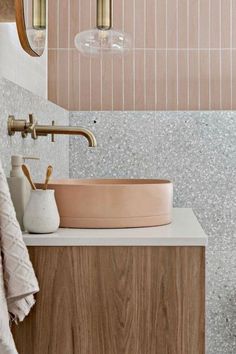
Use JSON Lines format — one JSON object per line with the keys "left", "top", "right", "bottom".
{"left": 37, "top": 179, "right": 173, "bottom": 229}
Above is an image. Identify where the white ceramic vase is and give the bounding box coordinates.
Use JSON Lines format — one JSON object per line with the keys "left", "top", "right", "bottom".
{"left": 23, "top": 190, "right": 60, "bottom": 234}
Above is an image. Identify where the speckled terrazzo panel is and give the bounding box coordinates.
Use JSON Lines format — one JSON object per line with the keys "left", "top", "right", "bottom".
{"left": 70, "top": 112, "right": 155, "bottom": 178}
{"left": 69, "top": 110, "right": 236, "bottom": 354}
{"left": 0, "top": 77, "right": 69, "bottom": 180}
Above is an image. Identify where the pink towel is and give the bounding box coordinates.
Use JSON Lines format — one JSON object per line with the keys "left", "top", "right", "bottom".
{"left": 0, "top": 159, "right": 39, "bottom": 354}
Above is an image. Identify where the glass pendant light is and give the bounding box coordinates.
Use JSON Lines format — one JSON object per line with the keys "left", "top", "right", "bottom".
{"left": 74, "top": 0, "right": 131, "bottom": 56}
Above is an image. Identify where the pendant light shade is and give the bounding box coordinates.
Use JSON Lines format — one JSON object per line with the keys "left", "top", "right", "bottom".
{"left": 74, "top": 0, "right": 131, "bottom": 56}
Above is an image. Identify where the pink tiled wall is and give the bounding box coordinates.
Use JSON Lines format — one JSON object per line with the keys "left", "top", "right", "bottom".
{"left": 48, "top": 0, "right": 236, "bottom": 111}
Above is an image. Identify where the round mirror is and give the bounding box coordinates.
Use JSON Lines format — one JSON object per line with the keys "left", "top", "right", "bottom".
{"left": 15, "top": 0, "right": 46, "bottom": 57}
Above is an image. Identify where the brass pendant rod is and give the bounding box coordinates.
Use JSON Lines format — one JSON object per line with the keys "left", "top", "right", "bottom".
{"left": 97, "top": 0, "right": 112, "bottom": 30}
{"left": 33, "top": 0, "right": 46, "bottom": 30}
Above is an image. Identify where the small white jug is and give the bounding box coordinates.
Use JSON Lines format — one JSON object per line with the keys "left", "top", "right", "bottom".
{"left": 23, "top": 190, "right": 60, "bottom": 234}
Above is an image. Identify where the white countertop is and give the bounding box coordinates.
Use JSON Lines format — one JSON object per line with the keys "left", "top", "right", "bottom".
{"left": 23, "top": 208, "right": 207, "bottom": 246}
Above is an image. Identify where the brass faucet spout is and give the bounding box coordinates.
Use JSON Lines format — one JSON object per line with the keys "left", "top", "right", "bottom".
{"left": 36, "top": 125, "right": 97, "bottom": 147}
{"left": 8, "top": 115, "right": 97, "bottom": 147}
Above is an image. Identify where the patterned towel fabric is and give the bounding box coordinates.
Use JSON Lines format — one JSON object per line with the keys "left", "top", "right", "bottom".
{"left": 0, "top": 159, "right": 39, "bottom": 354}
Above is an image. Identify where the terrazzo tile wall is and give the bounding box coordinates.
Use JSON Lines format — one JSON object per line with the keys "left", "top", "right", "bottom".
{"left": 0, "top": 77, "right": 69, "bottom": 180}
{"left": 70, "top": 110, "right": 236, "bottom": 354}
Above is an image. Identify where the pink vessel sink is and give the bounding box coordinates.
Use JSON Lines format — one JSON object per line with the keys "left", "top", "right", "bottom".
{"left": 37, "top": 179, "right": 173, "bottom": 229}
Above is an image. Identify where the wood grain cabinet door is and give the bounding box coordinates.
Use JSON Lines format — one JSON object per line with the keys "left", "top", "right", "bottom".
{"left": 12, "top": 246, "right": 205, "bottom": 354}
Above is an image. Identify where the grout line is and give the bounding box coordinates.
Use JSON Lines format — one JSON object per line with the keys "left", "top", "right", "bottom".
{"left": 111, "top": 0, "right": 114, "bottom": 111}
{"left": 78, "top": 0, "right": 80, "bottom": 110}
{"left": 230, "top": 0, "right": 233, "bottom": 110}
{"left": 56, "top": 0, "right": 59, "bottom": 104}
{"left": 101, "top": 54, "right": 103, "bottom": 110}
{"left": 89, "top": 0, "right": 92, "bottom": 111}
{"left": 122, "top": 0, "right": 125, "bottom": 110}
{"left": 68, "top": 0, "right": 70, "bottom": 110}
{"left": 176, "top": 0, "right": 179, "bottom": 110}
{"left": 154, "top": 0, "right": 157, "bottom": 110}
{"left": 209, "top": 0, "right": 211, "bottom": 109}
{"left": 133, "top": 0, "right": 136, "bottom": 110}
{"left": 49, "top": 47, "right": 236, "bottom": 51}
{"left": 187, "top": 0, "right": 190, "bottom": 109}
{"left": 198, "top": 0, "right": 201, "bottom": 110}
{"left": 165, "top": 0, "right": 168, "bottom": 110}
{"left": 144, "top": 0, "right": 147, "bottom": 109}
{"left": 219, "top": 0, "right": 222, "bottom": 109}
{"left": 111, "top": 53, "right": 114, "bottom": 111}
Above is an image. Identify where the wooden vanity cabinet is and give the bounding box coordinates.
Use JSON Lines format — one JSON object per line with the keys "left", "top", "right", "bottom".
{"left": 12, "top": 246, "right": 205, "bottom": 354}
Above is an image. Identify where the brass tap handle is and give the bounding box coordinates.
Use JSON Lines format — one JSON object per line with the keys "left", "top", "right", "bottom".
{"left": 51, "top": 120, "right": 55, "bottom": 142}
{"left": 28, "top": 114, "right": 37, "bottom": 140}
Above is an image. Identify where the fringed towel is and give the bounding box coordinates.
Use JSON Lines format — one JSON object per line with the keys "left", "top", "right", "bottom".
{"left": 0, "top": 159, "right": 39, "bottom": 354}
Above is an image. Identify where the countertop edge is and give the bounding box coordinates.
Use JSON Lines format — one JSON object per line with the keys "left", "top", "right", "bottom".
{"left": 23, "top": 208, "right": 208, "bottom": 247}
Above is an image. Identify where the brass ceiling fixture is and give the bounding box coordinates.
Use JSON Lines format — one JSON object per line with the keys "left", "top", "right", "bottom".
{"left": 32, "top": 0, "right": 46, "bottom": 30}
{"left": 74, "top": 0, "right": 131, "bottom": 56}
{"left": 97, "top": 0, "right": 112, "bottom": 30}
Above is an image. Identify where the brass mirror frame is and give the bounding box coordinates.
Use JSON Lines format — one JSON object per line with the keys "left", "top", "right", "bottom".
{"left": 0, "top": 0, "right": 45, "bottom": 57}
{"left": 15, "top": 0, "right": 41, "bottom": 57}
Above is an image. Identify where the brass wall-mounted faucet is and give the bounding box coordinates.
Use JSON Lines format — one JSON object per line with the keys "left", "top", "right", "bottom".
{"left": 8, "top": 114, "right": 97, "bottom": 147}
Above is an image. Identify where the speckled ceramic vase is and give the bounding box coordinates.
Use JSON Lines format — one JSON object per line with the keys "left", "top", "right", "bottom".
{"left": 23, "top": 190, "right": 60, "bottom": 234}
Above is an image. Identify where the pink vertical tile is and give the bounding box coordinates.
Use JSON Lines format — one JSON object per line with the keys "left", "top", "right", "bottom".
{"left": 156, "top": 0, "right": 167, "bottom": 48}
{"left": 135, "top": 50, "right": 145, "bottom": 110}
{"left": 69, "top": 50, "right": 80, "bottom": 110}
{"left": 210, "top": 0, "right": 220, "bottom": 48}
{"left": 189, "top": 51, "right": 199, "bottom": 109}
{"left": 48, "top": 0, "right": 58, "bottom": 48}
{"left": 58, "top": 50, "right": 69, "bottom": 109}
{"left": 113, "top": 55, "right": 123, "bottom": 110}
{"left": 70, "top": 0, "right": 80, "bottom": 48}
{"left": 178, "top": 51, "right": 188, "bottom": 110}
{"left": 178, "top": 0, "right": 188, "bottom": 48}
{"left": 59, "top": 0, "right": 69, "bottom": 48}
{"left": 135, "top": 0, "right": 145, "bottom": 48}
{"left": 101, "top": 55, "right": 113, "bottom": 110}
{"left": 48, "top": 50, "right": 58, "bottom": 104}
{"left": 80, "top": 54, "right": 91, "bottom": 110}
{"left": 167, "top": 0, "right": 177, "bottom": 48}
{"left": 221, "top": 0, "right": 231, "bottom": 48}
{"left": 113, "top": 0, "right": 122, "bottom": 30}
{"left": 91, "top": 57, "right": 102, "bottom": 111}
{"left": 200, "top": 51, "right": 210, "bottom": 110}
{"left": 124, "top": 51, "right": 134, "bottom": 110}
{"left": 210, "top": 50, "right": 221, "bottom": 109}
{"left": 167, "top": 51, "right": 178, "bottom": 110}
{"left": 124, "top": 0, "right": 133, "bottom": 37}
{"left": 221, "top": 50, "right": 231, "bottom": 109}
{"left": 90, "top": 0, "right": 96, "bottom": 28}
{"left": 26, "top": 0, "right": 32, "bottom": 28}
{"left": 199, "top": 0, "right": 209, "bottom": 48}
{"left": 156, "top": 50, "right": 166, "bottom": 110}
{"left": 79, "top": 0, "right": 91, "bottom": 31}
{"left": 188, "top": 0, "right": 199, "bottom": 48}
{"left": 123, "top": 0, "right": 134, "bottom": 110}
{"left": 145, "top": 50, "right": 156, "bottom": 110}
{"left": 232, "top": 50, "right": 236, "bottom": 109}
{"left": 232, "top": 0, "right": 236, "bottom": 48}
{"left": 146, "top": 0, "right": 156, "bottom": 48}
{"left": 112, "top": 0, "right": 123, "bottom": 110}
